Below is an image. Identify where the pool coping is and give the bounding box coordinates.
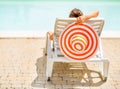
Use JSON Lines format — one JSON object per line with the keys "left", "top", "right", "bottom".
{"left": 0, "top": 31, "right": 119, "bottom": 38}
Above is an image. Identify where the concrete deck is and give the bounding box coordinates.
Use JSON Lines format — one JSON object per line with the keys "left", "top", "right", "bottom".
{"left": 0, "top": 38, "right": 120, "bottom": 89}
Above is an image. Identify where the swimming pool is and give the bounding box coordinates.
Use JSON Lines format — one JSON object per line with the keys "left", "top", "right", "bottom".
{"left": 0, "top": 1, "right": 119, "bottom": 32}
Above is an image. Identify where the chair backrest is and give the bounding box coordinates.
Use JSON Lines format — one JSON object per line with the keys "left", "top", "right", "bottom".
{"left": 53, "top": 18, "right": 104, "bottom": 57}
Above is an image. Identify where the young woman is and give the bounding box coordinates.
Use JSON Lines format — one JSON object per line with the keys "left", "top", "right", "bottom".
{"left": 48, "top": 8, "right": 99, "bottom": 40}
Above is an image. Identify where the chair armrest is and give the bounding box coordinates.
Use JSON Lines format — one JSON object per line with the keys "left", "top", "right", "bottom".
{"left": 46, "top": 33, "right": 53, "bottom": 58}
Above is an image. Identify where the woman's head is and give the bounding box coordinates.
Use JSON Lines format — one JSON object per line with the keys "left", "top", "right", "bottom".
{"left": 69, "top": 8, "right": 83, "bottom": 18}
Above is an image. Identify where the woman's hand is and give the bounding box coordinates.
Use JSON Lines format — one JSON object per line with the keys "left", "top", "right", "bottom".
{"left": 47, "top": 31, "right": 53, "bottom": 40}
{"left": 76, "top": 15, "right": 87, "bottom": 24}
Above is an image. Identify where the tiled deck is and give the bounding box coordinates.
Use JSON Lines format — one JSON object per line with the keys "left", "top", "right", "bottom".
{"left": 0, "top": 38, "right": 120, "bottom": 89}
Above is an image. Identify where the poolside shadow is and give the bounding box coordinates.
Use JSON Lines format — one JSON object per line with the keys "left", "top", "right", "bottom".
{"left": 51, "top": 62, "right": 105, "bottom": 86}
{"left": 31, "top": 48, "right": 106, "bottom": 88}
{"left": 31, "top": 48, "right": 47, "bottom": 88}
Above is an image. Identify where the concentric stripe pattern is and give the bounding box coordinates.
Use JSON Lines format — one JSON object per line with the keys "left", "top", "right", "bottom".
{"left": 59, "top": 22, "right": 99, "bottom": 60}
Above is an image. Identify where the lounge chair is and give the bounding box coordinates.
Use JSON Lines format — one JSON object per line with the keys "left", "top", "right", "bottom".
{"left": 45, "top": 18, "right": 109, "bottom": 81}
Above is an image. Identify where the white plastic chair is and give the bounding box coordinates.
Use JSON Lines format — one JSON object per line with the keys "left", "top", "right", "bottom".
{"left": 45, "top": 18, "right": 109, "bottom": 81}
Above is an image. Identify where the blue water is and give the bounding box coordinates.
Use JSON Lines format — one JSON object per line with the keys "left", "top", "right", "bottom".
{"left": 0, "top": 1, "right": 119, "bottom": 31}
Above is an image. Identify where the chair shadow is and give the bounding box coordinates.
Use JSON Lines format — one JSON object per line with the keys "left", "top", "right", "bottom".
{"left": 31, "top": 48, "right": 106, "bottom": 88}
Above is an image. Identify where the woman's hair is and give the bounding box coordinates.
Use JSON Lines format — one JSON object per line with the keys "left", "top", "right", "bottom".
{"left": 69, "top": 8, "right": 83, "bottom": 18}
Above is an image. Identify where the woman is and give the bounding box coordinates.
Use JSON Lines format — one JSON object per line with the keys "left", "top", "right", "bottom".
{"left": 48, "top": 8, "right": 99, "bottom": 40}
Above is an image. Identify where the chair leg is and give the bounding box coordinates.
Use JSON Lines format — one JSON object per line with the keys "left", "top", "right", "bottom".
{"left": 99, "top": 60, "right": 109, "bottom": 81}
{"left": 46, "top": 60, "right": 54, "bottom": 81}
{"left": 103, "top": 61, "right": 109, "bottom": 81}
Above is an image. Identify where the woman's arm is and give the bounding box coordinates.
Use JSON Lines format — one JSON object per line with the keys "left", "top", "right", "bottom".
{"left": 76, "top": 10, "right": 99, "bottom": 23}
{"left": 85, "top": 10, "right": 99, "bottom": 19}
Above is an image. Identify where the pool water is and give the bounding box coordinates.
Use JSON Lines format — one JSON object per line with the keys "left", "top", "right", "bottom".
{"left": 0, "top": 1, "right": 119, "bottom": 32}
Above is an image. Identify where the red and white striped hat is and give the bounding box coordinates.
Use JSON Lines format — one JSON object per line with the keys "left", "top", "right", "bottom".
{"left": 59, "top": 22, "right": 99, "bottom": 60}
